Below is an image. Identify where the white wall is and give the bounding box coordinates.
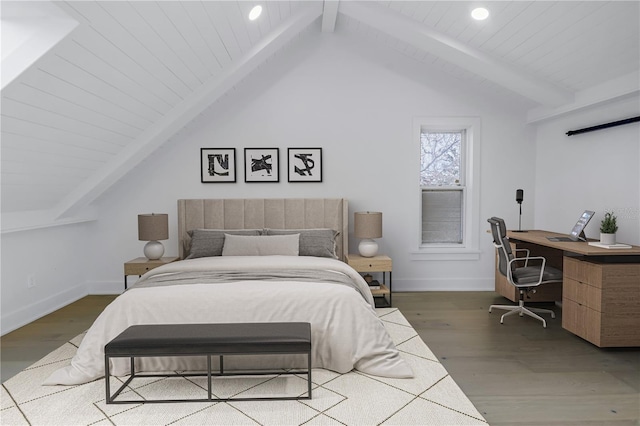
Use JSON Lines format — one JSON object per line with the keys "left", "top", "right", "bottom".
{"left": 534, "top": 96, "right": 640, "bottom": 245}
{"left": 1, "top": 223, "right": 90, "bottom": 334}
{"left": 85, "top": 31, "right": 534, "bottom": 294}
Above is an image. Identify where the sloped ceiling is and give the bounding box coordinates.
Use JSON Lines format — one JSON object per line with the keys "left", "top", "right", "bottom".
{"left": 1, "top": 1, "right": 639, "bottom": 231}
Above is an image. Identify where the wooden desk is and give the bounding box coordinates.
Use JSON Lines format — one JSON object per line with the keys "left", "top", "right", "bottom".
{"left": 507, "top": 230, "right": 640, "bottom": 256}
{"left": 495, "top": 230, "right": 640, "bottom": 347}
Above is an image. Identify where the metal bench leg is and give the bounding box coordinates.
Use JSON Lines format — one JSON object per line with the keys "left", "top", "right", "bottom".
{"left": 105, "top": 355, "right": 111, "bottom": 403}
{"left": 307, "top": 352, "right": 312, "bottom": 399}
{"left": 207, "top": 355, "right": 212, "bottom": 400}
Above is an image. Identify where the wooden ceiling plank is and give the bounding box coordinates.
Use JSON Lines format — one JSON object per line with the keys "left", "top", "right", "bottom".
{"left": 5, "top": 83, "right": 142, "bottom": 138}
{"left": 157, "top": 2, "right": 223, "bottom": 82}
{"left": 1, "top": 98, "right": 134, "bottom": 146}
{"left": 202, "top": 2, "right": 244, "bottom": 61}
{"left": 183, "top": 2, "right": 231, "bottom": 71}
{"left": 1, "top": 136, "right": 110, "bottom": 164}
{"left": 53, "top": 2, "right": 324, "bottom": 220}
{"left": 17, "top": 69, "right": 150, "bottom": 131}
{"left": 41, "top": 55, "right": 162, "bottom": 123}
{"left": 128, "top": 2, "right": 208, "bottom": 88}
{"left": 0, "top": 115, "right": 124, "bottom": 154}
{"left": 92, "top": 1, "right": 195, "bottom": 95}
{"left": 67, "top": 25, "right": 183, "bottom": 107}
{"left": 54, "top": 37, "right": 174, "bottom": 117}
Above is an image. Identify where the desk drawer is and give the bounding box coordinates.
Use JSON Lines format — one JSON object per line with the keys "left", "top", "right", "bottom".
{"left": 562, "top": 298, "right": 601, "bottom": 346}
{"left": 563, "top": 277, "right": 601, "bottom": 311}
{"left": 563, "top": 257, "right": 602, "bottom": 287}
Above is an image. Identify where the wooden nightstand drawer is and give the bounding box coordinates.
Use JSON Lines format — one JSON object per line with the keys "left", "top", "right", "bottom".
{"left": 345, "top": 254, "right": 392, "bottom": 272}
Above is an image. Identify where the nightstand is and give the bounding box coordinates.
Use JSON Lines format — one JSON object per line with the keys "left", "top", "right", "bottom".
{"left": 123, "top": 256, "right": 180, "bottom": 290}
{"left": 345, "top": 254, "right": 392, "bottom": 307}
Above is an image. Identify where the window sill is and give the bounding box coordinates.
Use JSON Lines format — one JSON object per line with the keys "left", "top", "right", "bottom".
{"left": 410, "top": 248, "right": 481, "bottom": 261}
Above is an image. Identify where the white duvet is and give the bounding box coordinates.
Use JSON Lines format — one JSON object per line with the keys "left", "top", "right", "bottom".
{"left": 44, "top": 256, "right": 413, "bottom": 385}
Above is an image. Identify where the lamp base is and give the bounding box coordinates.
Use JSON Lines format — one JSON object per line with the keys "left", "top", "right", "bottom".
{"left": 358, "top": 239, "right": 379, "bottom": 257}
{"left": 144, "top": 241, "right": 165, "bottom": 260}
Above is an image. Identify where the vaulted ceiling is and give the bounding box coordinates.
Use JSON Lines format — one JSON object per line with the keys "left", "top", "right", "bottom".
{"left": 2, "top": 1, "right": 639, "bottom": 231}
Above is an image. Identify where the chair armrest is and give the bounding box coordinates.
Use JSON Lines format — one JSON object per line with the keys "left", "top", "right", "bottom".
{"left": 507, "top": 256, "right": 547, "bottom": 286}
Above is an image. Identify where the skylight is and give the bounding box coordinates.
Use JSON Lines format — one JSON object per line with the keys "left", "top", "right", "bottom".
{"left": 1, "top": 1, "right": 78, "bottom": 90}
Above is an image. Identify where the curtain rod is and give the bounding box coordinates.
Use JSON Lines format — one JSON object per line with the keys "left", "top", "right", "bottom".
{"left": 566, "top": 116, "right": 640, "bottom": 136}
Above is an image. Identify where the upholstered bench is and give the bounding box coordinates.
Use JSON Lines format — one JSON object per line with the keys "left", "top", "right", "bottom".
{"left": 104, "top": 322, "right": 312, "bottom": 404}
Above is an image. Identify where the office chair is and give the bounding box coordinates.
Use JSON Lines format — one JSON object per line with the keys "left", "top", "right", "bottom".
{"left": 487, "top": 217, "right": 562, "bottom": 328}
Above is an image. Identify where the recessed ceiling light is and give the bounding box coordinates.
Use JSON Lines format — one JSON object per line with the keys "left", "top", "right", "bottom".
{"left": 249, "top": 5, "right": 262, "bottom": 21}
{"left": 471, "top": 7, "right": 489, "bottom": 21}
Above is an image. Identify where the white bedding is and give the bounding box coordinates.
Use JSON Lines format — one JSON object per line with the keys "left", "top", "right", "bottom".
{"left": 44, "top": 256, "right": 412, "bottom": 385}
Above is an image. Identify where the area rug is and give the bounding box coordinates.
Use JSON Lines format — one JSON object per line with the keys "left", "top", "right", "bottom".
{"left": 1, "top": 308, "right": 487, "bottom": 425}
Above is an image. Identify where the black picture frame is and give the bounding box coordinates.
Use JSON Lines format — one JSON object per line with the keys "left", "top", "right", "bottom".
{"left": 287, "top": 148, "right": 322, "bottom": 182}
{"left": 244, "top": 148, "right": 279, "bottom": 182}
{"left": 200, "top": 148, "right": 236, "bottom": 183}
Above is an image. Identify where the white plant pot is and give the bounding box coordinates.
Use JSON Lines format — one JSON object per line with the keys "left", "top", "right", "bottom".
{"left": 600, "top": 233, "right": 616, "bottom": 245}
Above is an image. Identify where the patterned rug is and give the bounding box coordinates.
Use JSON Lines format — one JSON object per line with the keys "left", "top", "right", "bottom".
{"left": 1, "top": 308, "right": 487, "bottom": 425}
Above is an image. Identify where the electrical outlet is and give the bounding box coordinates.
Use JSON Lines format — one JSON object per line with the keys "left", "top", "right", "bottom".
{"left": 27, "top": 275, "right": 36, "bottom": 288}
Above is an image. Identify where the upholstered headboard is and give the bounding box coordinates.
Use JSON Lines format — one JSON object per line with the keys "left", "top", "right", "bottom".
{"left": 177, "top": 198, "right": 349, "bottom": 260}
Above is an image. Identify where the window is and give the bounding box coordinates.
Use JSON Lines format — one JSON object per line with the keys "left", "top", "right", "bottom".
{"left": 413, "top": 117, "right": 481, "bottom": 259}
{"left": 421, "top": 131, "right": 464, "bottom": 244}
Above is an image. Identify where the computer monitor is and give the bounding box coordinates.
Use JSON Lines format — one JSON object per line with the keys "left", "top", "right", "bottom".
{"left": 548, "top": 210, "right": 595, "bottom": 242}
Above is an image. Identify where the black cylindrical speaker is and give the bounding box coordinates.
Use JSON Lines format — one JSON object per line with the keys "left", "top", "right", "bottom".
{"left": 516, "top": 189, "right": 524, "bottom": 204}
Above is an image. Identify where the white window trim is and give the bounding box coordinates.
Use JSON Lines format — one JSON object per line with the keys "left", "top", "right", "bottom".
{"left": 412, "top": 116, "right": 482, "bottom": 261}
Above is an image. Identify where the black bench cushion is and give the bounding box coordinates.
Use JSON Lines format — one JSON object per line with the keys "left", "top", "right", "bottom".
{"left": 105, "top": 323, "right": 311, "bottom": 356}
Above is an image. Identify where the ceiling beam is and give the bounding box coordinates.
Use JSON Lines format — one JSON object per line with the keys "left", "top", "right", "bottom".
{"left": 322, "top": 0, "right": 339, "bottom": 33}
{"left": 339, "top": 2, "right": 573, "bottom": 107}
{"left": 527, "top": 71, "right": 640, "bottom": 123}
{"left": 54, "top": 2, "right": 323, "bottom": 220}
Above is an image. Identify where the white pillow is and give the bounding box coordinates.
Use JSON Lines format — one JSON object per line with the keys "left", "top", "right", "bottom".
{"left": 221, "top": 234, "right": 300, "bottom": 256}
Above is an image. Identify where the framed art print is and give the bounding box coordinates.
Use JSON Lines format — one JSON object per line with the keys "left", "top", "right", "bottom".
{"left": 201, "top": 148, "right": 236, "bottom": 183}
{"left": 244, "top": 148, "right": 279, "bottom": 182}
{"left": 288, "top": 148, "right": 322, "bottom": 182}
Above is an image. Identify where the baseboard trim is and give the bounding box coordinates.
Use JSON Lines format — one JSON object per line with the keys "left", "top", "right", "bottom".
{"left": 393, "top": 277, "right": 494, "bottom": 292}
{"left": 1, "top": 284, "right": 87, "bottom": 335}
{"left": 86, "top": 280, "right": 124, "bottom": 295}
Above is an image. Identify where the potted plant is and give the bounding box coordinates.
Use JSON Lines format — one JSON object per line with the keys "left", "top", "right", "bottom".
{"left": 599, "top": 211, "right": 618, "bottom": 245}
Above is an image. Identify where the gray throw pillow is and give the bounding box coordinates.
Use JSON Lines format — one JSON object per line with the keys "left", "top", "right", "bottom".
{"left": 264, "top": 228, "right": 339, "bottom": 258}
{"left": 186, "top": 229, "right": 261, "bottom": 258}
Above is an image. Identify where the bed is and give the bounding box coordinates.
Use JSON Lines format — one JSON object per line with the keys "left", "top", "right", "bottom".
{"left": 45, "top": 198, "right": 412, "bottom": 385}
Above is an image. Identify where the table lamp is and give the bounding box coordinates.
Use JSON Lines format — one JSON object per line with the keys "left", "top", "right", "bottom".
{"left": 354, "top": 211, "right": 382, "bottom": 257}
{"left": 138, "top": 213, "right": 168, "bottom": 260}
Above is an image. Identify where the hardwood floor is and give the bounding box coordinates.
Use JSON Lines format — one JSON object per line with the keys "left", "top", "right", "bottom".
{"left": 394, "top": 292, "right": 640, "bottom": 425}
{"left": 1, "top": 292, "right": 638, "bottom": 425}
{"left": 0, "top": 295, "right": 117, "bottom": 383}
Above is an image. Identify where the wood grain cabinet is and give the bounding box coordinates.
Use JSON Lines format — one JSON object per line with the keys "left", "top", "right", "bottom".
{"left": 562, "top": 256, "right": 640, "bottom": 347}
